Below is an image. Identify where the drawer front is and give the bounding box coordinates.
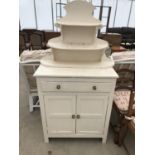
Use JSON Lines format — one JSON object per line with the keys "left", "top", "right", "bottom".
{"left": 40, "top": 81, "right": 113, "bottom": 93}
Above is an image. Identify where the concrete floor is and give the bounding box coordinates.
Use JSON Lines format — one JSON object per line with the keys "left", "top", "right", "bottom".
{"left": 19, "top": 72, "right": 134, "bottom": 155}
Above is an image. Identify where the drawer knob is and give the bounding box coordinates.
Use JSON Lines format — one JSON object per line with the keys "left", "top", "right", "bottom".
{"left": 72, "top": 114, "right": 75, "bottom": 119}
{"left": 56, "top": 85, "right": 61, "bottom": 90}
{"left": 77, "top": 114, "right": 80, "bottom": 119}
{"left": 92, "top": 86, "right": 97, "bottom": 90}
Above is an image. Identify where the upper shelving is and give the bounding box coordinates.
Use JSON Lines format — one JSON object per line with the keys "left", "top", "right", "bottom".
{"left": 56, "top": 17, "right": 102, "bottom": 27}
{"left": 44, "top": 0, "right": 112, "bottom": 64}
{"left": 47, "top": 37, "right": 109, "bottom": 51}
{"left": 56, "top": 0, "right": 102, "bottom": 28}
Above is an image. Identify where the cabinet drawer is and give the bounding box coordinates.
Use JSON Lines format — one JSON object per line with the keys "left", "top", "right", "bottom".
{"left": 40, "top": 81, "right": 113, "bottom": 92}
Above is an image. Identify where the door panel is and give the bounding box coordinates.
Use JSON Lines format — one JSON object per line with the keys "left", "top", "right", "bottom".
{"left": 44, "top": 95, "right": 76, "bottom": 134}
{"left": 76, "top": 94, "right": 109, "bottom": 135}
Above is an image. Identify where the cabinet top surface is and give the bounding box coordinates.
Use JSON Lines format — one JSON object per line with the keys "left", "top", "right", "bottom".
{"left": 34, "top": 65, "right": 118, "bottom": 79}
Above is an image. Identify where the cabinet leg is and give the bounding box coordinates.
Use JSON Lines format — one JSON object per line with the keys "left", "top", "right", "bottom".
{"left": 29, "top": 95, "right": 33, "bottom": 112}
{"left": 44, "top": 136, "right": 49, "bottom": 143}
{"left": 102, "top": 138, "right": 106, "bottom": 144}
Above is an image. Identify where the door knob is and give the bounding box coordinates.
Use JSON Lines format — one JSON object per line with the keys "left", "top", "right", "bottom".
{"left": 77, "top": 114, "right": 80, "bottom": 119}
{"left": 92, "top": 86, "right": 97, "bottom": 90}
{"left": 56, "top": 85, "right": 61, "bottom": 90}
{"left": 72, "top": 114, "right": 75, "bottom": 119}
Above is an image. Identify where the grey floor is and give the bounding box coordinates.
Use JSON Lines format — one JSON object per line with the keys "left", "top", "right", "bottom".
{"left": 19, "top": 72, "right": 134, "bottom": 155}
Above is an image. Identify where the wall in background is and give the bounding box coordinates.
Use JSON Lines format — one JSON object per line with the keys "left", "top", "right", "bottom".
{"left": 19, "top": 0, "right": 135, "bottom": 32}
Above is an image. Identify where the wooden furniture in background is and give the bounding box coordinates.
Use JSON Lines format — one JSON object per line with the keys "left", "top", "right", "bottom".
{"left": 111, "top": 69, "right": 135, "bottom": 146}
{"left": 112, "top": 54, "right": 135, "bottom": 155}
{"left": 22, "top": 29, "right": 36, "bottom": 43}
{"left": 29, "top": 31, "right": 46, "bottom": 50}
{"left": 19, "top": 30, "right": 61, "bottom": 55}
{"left": 114, "top": 90, "right": 135, "bottom": 155}
{"left": 98, "top": 33, "right": 122, "bottom": 46}
{"left": 115, "top": 69, "right": 135, "bottom": 88}
{"left": 107, "top": 27, "right": 135, "bottom": 50}
{"left": 111, "top": 46, "right": 127, "bottom": 53}
{"left": 98, "top": 33, "right": 127, "bottom": 53}
{"left": 19, "top": 31, "right": 29, "bottom": 55}
{"left": 128, "top": 117, "right": 135, "bottom": 134}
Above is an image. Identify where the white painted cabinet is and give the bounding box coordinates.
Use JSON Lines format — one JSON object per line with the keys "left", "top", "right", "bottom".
{"left": 33, "top": 0, "right": 118, "bottom": 144}
{"left": 34, "top": 67, "right": 118, "bottom": 143}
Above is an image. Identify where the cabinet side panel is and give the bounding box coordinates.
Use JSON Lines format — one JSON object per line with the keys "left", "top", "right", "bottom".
{"left": 36, "top": 78, "right": 49, "bottom": 142}
{"left": 102, "top": 80, "right": 117, "bottom": 143}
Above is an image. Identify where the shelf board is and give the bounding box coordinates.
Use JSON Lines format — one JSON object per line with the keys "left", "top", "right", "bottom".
{"left": 56, "top": 17, "right": 102, "bottom": 27}
{"left": 47, "top": 37, "right": 109, "bottom": 51}
{"left": 40, "top": 54, "right": 115, "bottom": 69}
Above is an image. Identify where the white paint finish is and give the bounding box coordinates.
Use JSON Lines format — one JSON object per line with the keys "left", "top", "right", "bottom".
{"left": 44, "top": 95, "right": 76, "bottom": 134}
{"left": 56, "top": 0, "right": 101, "bottom": 27}
{"left": 46, "top": 1, "right": 109, "bottom": 62}
{"left": 47, "top": 133, "right": 104, "bottom": 138}
{"left": 37, "top": 77, "right": 116, "bottom": 83}
{"left": 47, "top": 37, "right": 109, "bottom": 62}
{"left": 41, "top": 54, "right": 114, "bottom": 68}
{"left": 36, "top": 79, "right": 49, "bottom": 143}
{"left": 34, "top": 65, "right": 118, "bottom": 78}
{"left": 46, "top": 28, "right": 109, "bottom": 61}
{"left": 76, "top": 119, "right": 105, "bottom": 135}
{"left": 36, "top": 75, "right": 117, "bottom": 143}
{"left": 40, "top": 54, "right": 114, "bottom": 69}
{"left": 53, "top": 49, "right": 103, "bottom": 62}
{"left": 61, "top": 26, "right": 96, "bottom": 44}
{"left": 47, "top": 37, "right": 108, "bottom": 51}
{"left": 33, "top": 0, "right": 118, "bottom": 144}
{"left": 40, "top": 81, "right": 113, "bottom": 93}
{"left": 76, "top": 94, "right": 109, "bottom": 135}
{"left": 102, "top": 80, "right": 117, "bottom": 143}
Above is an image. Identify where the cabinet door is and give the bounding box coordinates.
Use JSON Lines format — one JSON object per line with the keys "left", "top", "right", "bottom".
{"left": 44, "top": 95, "right": 76, "bottom": 135}
{"left": 76, "top": 94, "right": 109, "bottom": 135}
